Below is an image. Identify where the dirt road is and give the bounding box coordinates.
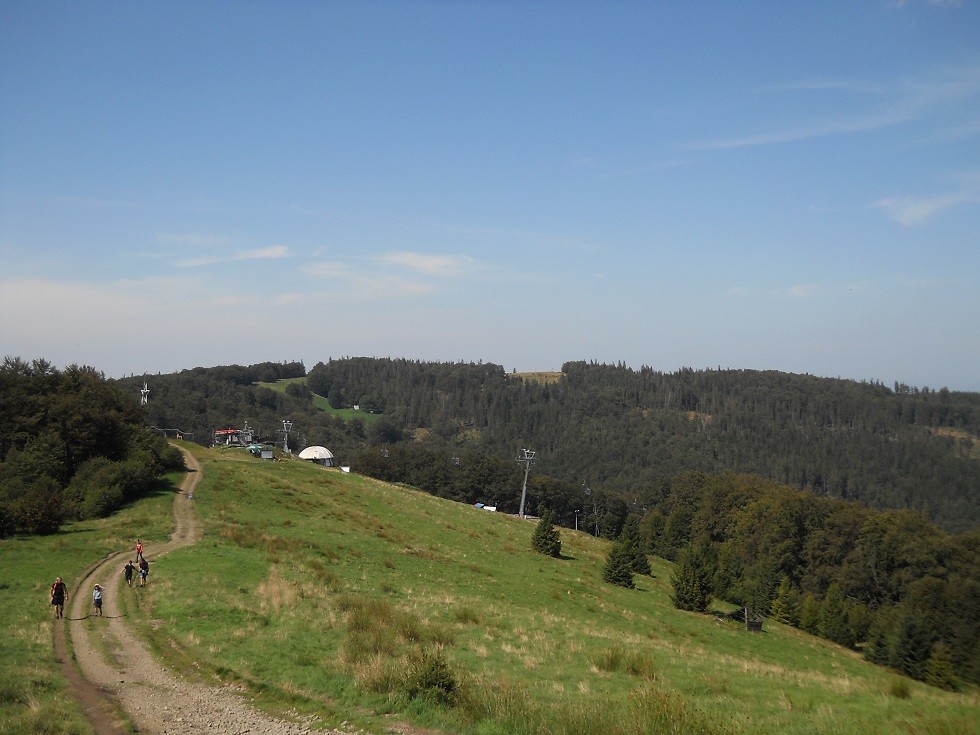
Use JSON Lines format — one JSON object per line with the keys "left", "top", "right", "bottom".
{"left": 55, "top": 448, "right": 339, "bottom": 735}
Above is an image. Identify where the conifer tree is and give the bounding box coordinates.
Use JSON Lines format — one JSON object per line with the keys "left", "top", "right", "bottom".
{"left": 603, "top": 539, "right": 636, "bottom": 589}
{"left": 531, "top": 511, "right": 562, "bottom": 558}
{"left": 670, "top": 540, "right": 713, "bottom": 612}
{"left": 925, "top": 642, "right": 958, "bottom": 691}
{"left": 769, "top": 576, "right": 799, "bottom": 625}
{"left": 619, "top": 515, "right": 652, "bottom": 575}
{"left": 798, "top": 593, "right": 820, "bottom": 634}
{"left": 888, "top": 612, "right": 933, "bottom": 681}
{"left": 818, "top": 583, "right": 855, "bottom": 648}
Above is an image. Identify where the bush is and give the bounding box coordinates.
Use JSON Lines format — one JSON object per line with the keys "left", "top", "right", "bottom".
{"left": 406, "top": 650, "right": 457, "bottom": 706}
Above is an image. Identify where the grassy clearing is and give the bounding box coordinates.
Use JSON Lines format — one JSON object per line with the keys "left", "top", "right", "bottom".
{"left": 124, "top": 447, "right": 976, "bottom": 734}
{"left": 257, "top": 378, "right": 381, "bottom": 425}
{"left": 0, "top": 473, "right": 182, "bottom": 735}
{"left": 510, "top": 371, "right": 562, "bottom": 385}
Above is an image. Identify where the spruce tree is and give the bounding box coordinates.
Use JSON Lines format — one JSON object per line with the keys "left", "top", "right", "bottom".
{"left": 619, "top": 515, "right": 652, "bottom": 575}
{"left": 603, "top": 539, "right": 636, "bottom": 589}
{"left": 769, "top": 576, "right": 799, "bottom": 625}
{"left": 798, "top": 593, "right": 820, "bottom": 634}
{"left": 888, "top": 612, "right": 933, "bottom": 681}
{"left": 925, "top": 642, "right": 958, "bottom": 691}
{"left": 818, "top": 583, "right": 855, "bottom": 648}
{"left": 531, "top": 511, "right": 562, "bottom": 558}
{"left": 670, "top": 540, "right": 713, "bottom": 612}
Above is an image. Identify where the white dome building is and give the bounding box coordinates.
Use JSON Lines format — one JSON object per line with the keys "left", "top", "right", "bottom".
{"left": 298, "top": 445, "right": 335, "bottom": 467}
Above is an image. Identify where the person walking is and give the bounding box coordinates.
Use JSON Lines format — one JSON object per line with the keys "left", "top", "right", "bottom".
{"left": 138, "top": 557, "right": 149, "bottom": 586}
{"left": 124, "top": 560, "right": 136, "bottom": 587}
{"left": 50, "top": 577, "right": 67, "bottom": 619}
{"left": 93, "top": 584, "right": 104, "bottom": 616}
{"left": 135, "top": 539, "right": 144, "bottom": 562}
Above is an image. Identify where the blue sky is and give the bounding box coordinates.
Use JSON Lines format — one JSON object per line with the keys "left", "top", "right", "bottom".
{"left": 2, "top": 1, "right": 978, "bottom": 390}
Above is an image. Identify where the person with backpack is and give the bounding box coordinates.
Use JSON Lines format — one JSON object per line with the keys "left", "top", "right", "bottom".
{"left": 50, "top": 577, "right": 67, "bottom": 619}
{"left": 139, "top": 557, "right": 149, "bottom": 586}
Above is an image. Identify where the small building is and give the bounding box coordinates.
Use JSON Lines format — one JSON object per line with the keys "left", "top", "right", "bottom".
{"left": 298, "top": 445, "right": 335, "bottom": 467}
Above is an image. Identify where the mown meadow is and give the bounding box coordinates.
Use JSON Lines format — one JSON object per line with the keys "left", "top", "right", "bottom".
{"left": 2, "top": 444, "right": 977, "bottom": 734}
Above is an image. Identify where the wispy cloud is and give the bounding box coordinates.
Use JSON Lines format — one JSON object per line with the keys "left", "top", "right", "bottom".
{"left": 372, "top": 251, "right": 474, "bottom": 277}
{"left": 298, "top": 250, "right": 478, "bottom": 302}
{"left": 876, "top": 174, "right": 980, "bottom": 225}
{"left": 685, "top": 64, "right": 980, "bottom": 151}
{"left": 299, "top": 260, "right": 438, "bottom": 300}
{"left": 175, "top": 244, "right": 290, "bottom": 268}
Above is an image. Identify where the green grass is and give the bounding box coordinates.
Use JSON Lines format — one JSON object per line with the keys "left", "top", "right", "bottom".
{"left": 0, "top": 473, "right": 182, "bottom": 735}
{"left": 257, "top": 378, "right": 381, "bottom": 425}
{"left": 127, "top": 448, "right": 980, "bottom": 734}
{"left": 2, "top": 448, "right": 977, "bottom": 734}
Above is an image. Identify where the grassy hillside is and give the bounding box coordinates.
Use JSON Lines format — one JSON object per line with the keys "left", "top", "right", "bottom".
{"left": 117, "top": 446, "right": 974, "bottom": 735}
{"left": 0, "top": 475, "right": 182, "bottom": 735}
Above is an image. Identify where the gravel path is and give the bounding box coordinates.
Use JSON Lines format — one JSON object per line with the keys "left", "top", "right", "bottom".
{"left": 58, "top": 448, "right": 350, "bottom": 735}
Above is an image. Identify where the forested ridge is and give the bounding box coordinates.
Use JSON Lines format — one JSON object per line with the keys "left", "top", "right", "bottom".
{"left": 305, "top": 357, "right": 980, "bottom": 533}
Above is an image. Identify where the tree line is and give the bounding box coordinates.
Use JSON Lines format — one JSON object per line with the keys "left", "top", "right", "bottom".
{"left": 306, "top": 358, "right": 980, "bottom": 532}
{"left": 0, "top": 357, "right": 184, "bottom": 535}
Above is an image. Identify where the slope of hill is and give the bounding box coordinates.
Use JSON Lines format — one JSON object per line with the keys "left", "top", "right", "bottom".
{"left": 121, "top": 445, "right": 975, "bottom": 735}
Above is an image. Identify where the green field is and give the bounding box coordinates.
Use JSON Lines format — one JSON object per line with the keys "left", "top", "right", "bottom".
{"left": 257, "top": 377, "right": 381, "bottom": 425}
{"left": 2, "top": 446, "right": 976, "bottom": 734}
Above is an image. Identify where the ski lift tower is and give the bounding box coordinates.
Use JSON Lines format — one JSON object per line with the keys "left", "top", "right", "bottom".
{"left": 281, "top": 419, "right": 293, "bottom": 453}
{"left": 516, "top": 448, "right": 536, "bottom": 518}
{"left": 140, "top": 380, "right": 149, "bottom": 406}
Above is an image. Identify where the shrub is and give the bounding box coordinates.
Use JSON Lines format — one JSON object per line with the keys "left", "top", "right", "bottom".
{"left": 406, "top": 650, "right": 458, "bottom": 706}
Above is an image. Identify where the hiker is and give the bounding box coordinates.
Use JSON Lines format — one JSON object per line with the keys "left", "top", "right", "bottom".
{"left": 93, "top": 584, "right": 104, "bottom": 616}
{"left": 50, "top": 577, "right": 67, "bottom": 619}
{"left": 124, "top": 560, "right": 136, "bottom": 587}
{"left": 135, "top": 539, "right": 144, "bottom": 562}
{"left": 139, "top": 557, "right": 149, "bottom": 586}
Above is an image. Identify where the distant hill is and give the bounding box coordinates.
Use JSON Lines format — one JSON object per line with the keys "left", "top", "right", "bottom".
{"left": 115, "top": 357, "right": 980, "bottom": 532}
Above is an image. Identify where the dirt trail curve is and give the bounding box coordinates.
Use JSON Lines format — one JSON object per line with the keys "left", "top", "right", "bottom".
{"left": 55, "top": 447, "right": 342, "bottom": 735}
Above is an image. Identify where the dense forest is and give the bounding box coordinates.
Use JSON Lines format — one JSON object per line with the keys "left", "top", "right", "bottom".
{"left": 306, "top": 358, "right": 980, "bottom": 532}
{"left": 0, "top": 357, "right": 183, "bottom": 535}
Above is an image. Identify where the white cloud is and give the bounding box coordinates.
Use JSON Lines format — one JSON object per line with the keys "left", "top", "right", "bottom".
{"left": 373, "top": 251, "right": 474, "bottom": 277}
{"left": 237, "top": 245, "right": 289, "bottom": 260}
{"left": 174, "top": 244, "right": 290, "bottom": 268}
{"left": 877, "top": 176, "right": 980, "bottom": 225}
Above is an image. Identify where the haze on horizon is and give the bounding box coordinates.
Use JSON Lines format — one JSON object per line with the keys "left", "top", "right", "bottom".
{"left": 1, "top": 2, "right": 978, "bottom": 391}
